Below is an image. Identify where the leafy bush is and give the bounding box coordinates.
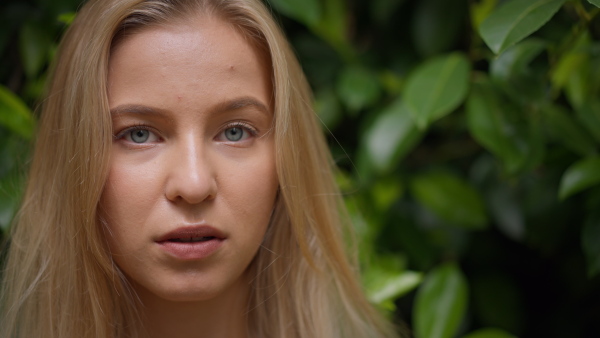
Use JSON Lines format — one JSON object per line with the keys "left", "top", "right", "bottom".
{"left": 1, "top": 0, "right": 600, "bottom": 337}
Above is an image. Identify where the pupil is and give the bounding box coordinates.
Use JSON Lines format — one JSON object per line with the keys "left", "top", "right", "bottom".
{"left": 131, "top": 130, "right": 149, "bottom": 143}
{"left": 226, "top": 127, "right": 243, "bottom": 141}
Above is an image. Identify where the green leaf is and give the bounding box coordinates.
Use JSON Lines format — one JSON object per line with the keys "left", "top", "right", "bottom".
{"left": 363, "top": 255, "right": 420, "bottom": 310}
{"left": 576, "top": 100, "right": 600, "bottom": 143}
{"left": 487, "top": 184, "right": 525, "bottom": 241}
{"left": 370, "top": 177, "right": 404, "bottom": 211}
{"left": 0, "top": 85, "right": 35, "bottom": 139}
{"left": 565, "top": 59, "right": 590, "bottom": 110}
{"left": 589, "top": 0, "right": 600, "bottom": 8}
{"left": 362, "top": 99, "right": 424, "bottom": 173}
{"left": 268, "top": 0, "right": 321, "bottom": 26}
{"left": 411, "top": 0, "right": 467, "bottom": 57}
{"left": 542, "top": 105, "right": 596, "bottom": 156}
{"left": 370, "top": 0, "right": 407, "bottom": 25}
{"left": 582, "top": 212, "right": 600, "bottom": 277}
{"left": 470, "top": 0, "right": 498, "bottom": 30}
{"left": 490, "top": 39, "right": 547, "bottom": 105}
{"left": 410, "top": 171, "right": 488, "bottom": 229}
{"left": 462, "top": 328, "right": 517, "bottom": 338}
{"left": 311, "top": 0, "right": 352, "bottom": 59}
{"left": 57, "top": 12, "right": 76, "bottom": 25}
{"left": 336, "top": 65, "right": 381, "bottom": 113}
{"left": 394, "top": 212, "right": 438, "bottom": 270}
{"left": 466, "top": 77, "right": 534, "bottom": 174}
{"left": 404, "top": 53, "right": 471, "bottom": 129}
{"left": 292, "top": 35, "right": 340, "bottom": 88}
{"left": 588, "top": 52, "right": 600, "bottom": 98}
{"left": 414, "top": 263, "right": 469, "bottom": 338}
{"left": 551, "top": 32, "right": 590, "bottom": 94}
{"left": 559, "top": 157, "right": 600, "bottom": 200}
{"left": 314, "top": 88, "right": 342, "bottom": 130}
{"left": 367, "top": 270, "right": 423, "bottom": 305}
{"left": 19, "top": 21, "right": 52, "bottom": 79}
{"left": 0, "top": 170, "right": 24, "bottom": 231}
{"left": 479, "top": 0, "right": 567, "bottom": 54}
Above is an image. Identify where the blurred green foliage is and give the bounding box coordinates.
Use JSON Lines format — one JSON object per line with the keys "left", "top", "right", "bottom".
{"left": 1, "top": 0, "right": 600, "bottom": 337}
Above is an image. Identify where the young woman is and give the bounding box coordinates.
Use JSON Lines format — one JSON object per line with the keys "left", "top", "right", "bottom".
{"left": 0, "top": 0, "right": 399, "bottom": 337}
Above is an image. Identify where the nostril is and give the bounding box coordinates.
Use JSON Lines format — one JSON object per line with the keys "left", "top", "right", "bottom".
{"left": 164, "top": 163, "right": 218, "bottom": 204}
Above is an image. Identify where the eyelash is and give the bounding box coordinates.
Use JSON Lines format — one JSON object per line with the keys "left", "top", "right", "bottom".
{"left": 114, "top": 123, "right": 156, "bottom": 140}
{"left": 113, "top": 121, "right": 259, "bottom": 141}
{"left": 222, "top": 121, "right": 258, "bottom": 138}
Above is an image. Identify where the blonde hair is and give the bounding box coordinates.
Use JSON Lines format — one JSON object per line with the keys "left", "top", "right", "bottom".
{"left": 0, "top": 0, "right": 398, "bottom": 337}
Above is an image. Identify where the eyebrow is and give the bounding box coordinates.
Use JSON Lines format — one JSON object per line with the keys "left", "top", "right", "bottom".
{"left": 109, "top": 97, "right": 271, "bottom": 118}
{"left": 210, "top": 97, "right": 271, "bottom": 116}
{"left": 110, "top": 104, "right": 170, "bottom": 117}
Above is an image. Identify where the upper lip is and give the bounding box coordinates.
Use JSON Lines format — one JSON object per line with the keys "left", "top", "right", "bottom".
{"left": 155, "top": 225, "right": 226, "bottom": 242}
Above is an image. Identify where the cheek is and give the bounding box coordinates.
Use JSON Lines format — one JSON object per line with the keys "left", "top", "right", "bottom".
{"left": 216, "top": 150, "right": 278, "bottom": 250}
{"left": 99, "top": 161, "right": 159, "bottom": 247}
{"left": 102, "top": 155, "right": 161, "bottom": 212}
{"left": 222, "top": 151, "right": 278, "bottom": 215}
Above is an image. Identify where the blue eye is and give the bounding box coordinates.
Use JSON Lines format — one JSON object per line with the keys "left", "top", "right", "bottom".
{"left": 224, "top": 127, "right": 244, "bottom": 141}
{"left": 130, "top": 129, "right": 150, "bottom": 143}
{"left": 118, "top": 126, "right": 158, "bottom": 144}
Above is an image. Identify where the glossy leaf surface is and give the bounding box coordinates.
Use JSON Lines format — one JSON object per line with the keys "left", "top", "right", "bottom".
{"left": 336, "top": 65, "right": 381, "bottom": 112}
{"left": 479, "top": 0, "right": 566, "bottom": 54}
{"left": 490, "top": 39, "right": 547, "bottom": 105}
{"left": 18, "top": 22, "right": 51, "bottom": 79}
{"left": 268, "top": 0, "right": 320, "bottom": 26}
{"left": 467, "top": 77, "right": 537, "bottom": 174}
{"left": 410, "top": 171, "right": 488, "bottom": 229}
{"left": 411, "top": 0, "right": 467, "bottom": 57}
{"left": 0, "top": 85, "right": 34, "bottom": 139}
{"left": 470, "top": 0, "right": 498, "bottom": 29}
{"left": 414, "top": 263, "right": 468, "bottom": 338}
{"left": 362, "top": 99, "right": 424, "bottom": 173}
{"left": 367, "top": 270, "right": 423, "bottom": 305}
{"left": 559, "top": 157, "right": 600, "bottom": 199}
{"left": 311, "top": 0, "right": 351, "bottom": 58}
{"left": 404, "top": 53, "right": 470, "bottom": 129}
{"left": 551, "top": 32, "right": 590, "bottom": 93}
{"left": 542, "top": 105, "right": 596, "bottom": 156}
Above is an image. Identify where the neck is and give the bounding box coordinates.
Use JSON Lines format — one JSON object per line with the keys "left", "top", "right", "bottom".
{"left": 134, "top": 277, "right": 251, "bottom": 338}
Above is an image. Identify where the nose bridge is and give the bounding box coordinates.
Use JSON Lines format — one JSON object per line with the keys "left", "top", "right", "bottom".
{"left": 165, "top": 133, "right": 216, "bottom": 204}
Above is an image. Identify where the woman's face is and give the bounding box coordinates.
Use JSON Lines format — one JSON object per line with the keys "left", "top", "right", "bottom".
{"left": 101, "top": 16, "right": 277, "bottom": 303}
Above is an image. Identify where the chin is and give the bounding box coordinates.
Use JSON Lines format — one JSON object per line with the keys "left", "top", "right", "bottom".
{"left": 132, "top": 272, "right": 250, "bottom": 305}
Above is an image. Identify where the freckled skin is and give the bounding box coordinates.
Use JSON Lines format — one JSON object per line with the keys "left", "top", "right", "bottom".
{"left": 101, "top": 15, "right": 277, "bottom": 337}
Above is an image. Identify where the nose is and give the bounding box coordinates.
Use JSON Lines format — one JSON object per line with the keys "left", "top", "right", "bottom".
{"left": 164, "top": 137, "right": 217, "bottom": 204}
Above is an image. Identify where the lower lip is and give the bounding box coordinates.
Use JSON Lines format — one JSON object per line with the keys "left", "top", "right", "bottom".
{"left": 157, "top": 239, "right": 224, "bottom": 260}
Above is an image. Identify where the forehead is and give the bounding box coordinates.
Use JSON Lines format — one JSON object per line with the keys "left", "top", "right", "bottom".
{"left": 106, "top": 14, "right": 273, "bottom": 124}
{"left": 110, "top": 15, "right": 254, "bottom": 69}
{"left": 107, "top": 15, "right": 272, "bottom": 106}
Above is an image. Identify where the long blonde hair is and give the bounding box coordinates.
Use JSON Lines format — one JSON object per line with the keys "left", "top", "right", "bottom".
{"left": 0, "top": 0, "right": 397, "bottom": 337}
